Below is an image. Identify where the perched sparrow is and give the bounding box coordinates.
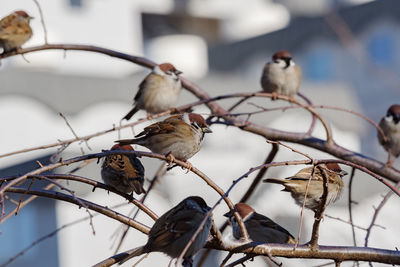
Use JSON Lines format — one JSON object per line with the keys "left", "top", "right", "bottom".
{"left": 123, "top": 63, "right": 183, "bottom": 121}
{"left": 260, "top": 50, "right": 302, "bottom": 100}
{"left": 378, "top": 104, "right": 400, "bottom": 166}
{"left": 101, "top": 144, "right": 145, "bottom": 195}
{"left": 116, "top": 113, "right": 212, "bottom": 162}
{"left": 119, "top": 196, "right": 212, "bottom": 265}
{"left": 264, "top": 163, "right": 347, "bottom": 211}
{"left": 0, "top": 10, "right": 33, "bottom": 53}
{"left": 224, "top": 203, "right": 295, "bottom": 244}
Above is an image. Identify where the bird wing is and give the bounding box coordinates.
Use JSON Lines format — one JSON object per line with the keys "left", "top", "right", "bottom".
{"left": 133, "top": 78, "right": 146, "bottom": 102}
{"left": 0, "top": 14, "right": 17, "bottom": 38}
{"left": 249, "top": 213, "right": 294, "bottom": 239}
{"left": 148, "top": 207, "right": 199, "bottom": 249}
{"left": 286, "top": 166, "right": 323, "bottom": 181}
{"left": 103, "top": 155, "right": 126, "bottom": 177}
{"left": 135, "top": 116, "right": 180, "bottom": 138}
{"left": 261, "top": 63, "right": 279, "bottom": 92}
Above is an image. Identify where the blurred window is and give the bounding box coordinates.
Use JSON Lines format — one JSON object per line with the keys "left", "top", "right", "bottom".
{"left": 304, "top": 49, "right": 334, "bottom": 81}
{"left": 367, "top": 31, "right": 395, "bottom": 66}
{"left": 70, "top": 0, "right": 82, "bottom": 7}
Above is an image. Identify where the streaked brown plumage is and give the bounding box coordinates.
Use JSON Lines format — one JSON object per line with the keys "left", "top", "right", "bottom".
{"left": 0, "top": 10, "right": 33, "bottom": 53}
{"left": 101, "top": 144, "right": 145, "bottom": 194}
{"left": 116, "top": 113, "right": 212, "bottom": 161}
{"left": 261, "top": 50, "right": 302, "bottom": 99}
{"left": 264, "top": 163, "right": 347, "bottom": 211}
{"left": 123, "top": 63, "right": 182, "bottom": 121}
{"left": 224, "top": 203, "right": 295, "bottom": 244}
{"left": 118, "top": 196, "right": 212, "bottom": 265}
{"left": 378, "top": 104, "right": 400, "bottom": 166}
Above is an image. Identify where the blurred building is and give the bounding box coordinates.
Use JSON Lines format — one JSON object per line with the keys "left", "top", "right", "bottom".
{"left": 1, "top": 0, "right": 400, "bottom": 266}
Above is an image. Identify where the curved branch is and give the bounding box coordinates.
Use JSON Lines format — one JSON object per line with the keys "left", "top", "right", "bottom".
{"left": 0, "top": 150, "right": 241, "bottom": 234}
{"left": 5, "top": 187, "right": 150, "bottom": 234}
{"left": 210, "top": 243, "right": 400, "bottom": 265}
{"left": 1, "top": 44, "right": 399, "bottom": 184}
{"left": 1, "top": 174, "right": 158, "bottom": 221}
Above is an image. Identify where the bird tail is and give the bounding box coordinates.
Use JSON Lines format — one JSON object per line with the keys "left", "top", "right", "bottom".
{"left": 263, "top": 178, "right": 290, "bottom": 192}
{"left": 122, "top": 106, "right": 139, "bottom": 121}
{"left": 115, "top": 139, "right": 137, "bottom": 146}
{"left": 263, "top": 178, "right": 285, "bottom": 185}
{"left": 118, "top": 246, "right": 146, "bottom": 265}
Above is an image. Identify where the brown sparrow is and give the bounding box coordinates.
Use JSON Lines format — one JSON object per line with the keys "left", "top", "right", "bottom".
{"left": 0, "top": 10, "right": 33, "bottom": 53}
{"left": 116, "top": 113, "right": 212, "bottom": 162}
{"left": 123, "top": 63, "right": 183, "bottom": 121}
{"left": 264, "top": 163, "right": 347, "bottom": 211}
{"left": 378, "top": 104, "right": 400, "bottom": 166}
{"left": 101, "top": 144, "right": 145, "bottom": 195}
{"left": 119, "top": 196, "right": 212, "bottom": 265}
{"left": 260, "top": 50, "right": 302, "bottom": 100}
{"left": 224, "top": 203, "right": 295, "bottom": 244}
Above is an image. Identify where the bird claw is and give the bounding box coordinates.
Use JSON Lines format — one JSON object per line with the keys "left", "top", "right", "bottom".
{"left": 169, "top": 107, "right": 180, "bottom": 114}
{"left": 271, "top": 92, "right": 279, "bottom": 101}
{"left": 165, "top": 152, "right": 176, "bottom": 166}
{"left": 184, "top": 161, "right": 193, "bottom": 173}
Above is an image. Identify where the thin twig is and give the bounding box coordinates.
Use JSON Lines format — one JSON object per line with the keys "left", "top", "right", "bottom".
{"left": 309, "top": 165, "right": 330, "bottom": 248}
{"left": 37, "top": 175, "right": 96, "bottom": 234}
{"left": 0, "top": 202, "right": 129, "bottom": 267}
{"left": 348, "top": 167, "right": 360, "bottom": 267}
{"left": 32, "top": 0, "right": 48, "bottom": 44}
{"left": 2, "top": 173, "right": 158, "bottom": 221}
{"left": 324, "top": 214, "right": 369, "bottom": 231}
{"left": 59, "top": 112, "right": 91, "bottom": 151}
{"left": 5, "top": 186, "right": 150, "bottom": 234}
{"left": 364, "top": 182, "right": 400, "bottom": 247}
{"left": 296, "top": 164, "right": 317, "bottom": 248}
{"left": 113, "top": 163, "right": 167, "bottom": 253}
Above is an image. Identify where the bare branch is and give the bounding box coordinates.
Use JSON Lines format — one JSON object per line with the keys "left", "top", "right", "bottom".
{"left": 309, "top": 165, "right": 330, "bottom": 248}
{"left": 113, "top": 163, "right": 167, "bottom": 253}
{"left": 5, "top": 187, "right": 150, "bottom": 234}
{"left": 364, "top": 182, "right": 400, "bottom": 247}
{"left": 32, "top": 0, "right": 48, "bottom": 44}
{"left": 0, "top": 202, "right": 130, "bottom": 267}
{"left": 206, "top": 243, "right": 400, "bottom": 265}
{"left": 348, "top": 167, "right": 360, "bottom": 267}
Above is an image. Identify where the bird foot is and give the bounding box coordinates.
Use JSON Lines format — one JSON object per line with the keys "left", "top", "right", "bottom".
{"left": 183, "top": 161, "right": 193, "bottom": 173}
{"left": 384, "top": 160, "right": 393, "bottom": 168}
{"left": 169, "top": 107, "right": 180, "bottom": 114}
{"left": 165, "top": 152, "right": 176, "bottom": 166}
{"left": 271, "top": 92, "right": 279, "bottom": 101}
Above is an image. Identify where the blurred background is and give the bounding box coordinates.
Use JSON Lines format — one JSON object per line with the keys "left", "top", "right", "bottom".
{"left": 1, "top": 0, "right": 399, "bottom": 266}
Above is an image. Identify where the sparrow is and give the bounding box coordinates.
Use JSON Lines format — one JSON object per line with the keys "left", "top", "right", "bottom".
{"left": 264, "top": 163, "right": 347, "bottom": 211}
{"left": 377, "top": 104, "right": 400, "bottom": 167}
{"left": 101, "top": 144, "right": 145, "bottom": 195}
{"left": 224, "top": 203, "right": 296, "bottom": 244}
{"left": 119, "top": 196, "right": 212, "bottom": 265}
{"left": 260, "top": 50, "right": 302, "bottom": 100}
{"left": 116, "top": 113, "right": 212, "bottom": 163}
{"left": 122, "top": 63, "right": 183, "bottom": 121}
{"left": 0, "top": 10, "right": 33, "bottom": 53}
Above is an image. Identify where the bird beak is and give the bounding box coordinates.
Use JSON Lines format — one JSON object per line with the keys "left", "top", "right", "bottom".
{"left": 284, "top": 57, "right": 292, "bottom": 67}
{"left": 340, "top": 170, "right": 348, "bottom": 177}
{"left": 223, "top": 211, "right": 231, "bottom": 218}
{"left": 202, "top": 126, "right": 212, "bottom": 133}
{"left": 175, "top": 70, "right": 183, "bottom": 75}
{"left": 29, "top": 16, "right": 35, "bottom": 20}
